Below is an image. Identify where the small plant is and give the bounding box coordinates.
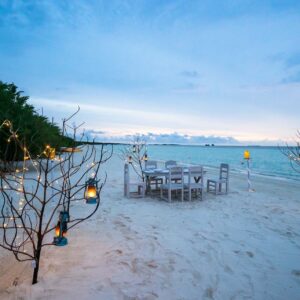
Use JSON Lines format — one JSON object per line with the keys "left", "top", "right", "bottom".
{"left": 120, "top": 135, "right": 148, "bottom": 181}
{"left": 281, "top": 130, "right": 300, "bottom": 173}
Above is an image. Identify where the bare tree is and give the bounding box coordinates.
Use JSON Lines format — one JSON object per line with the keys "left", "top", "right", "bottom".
{"left": 280, "top": 130, "right": 300, "bottom": 173}
{"left": 120, "top": 135, "right": 148, "bottom": 181}
{"left": 0, "top": 111, "right": 112, "bottom": 284}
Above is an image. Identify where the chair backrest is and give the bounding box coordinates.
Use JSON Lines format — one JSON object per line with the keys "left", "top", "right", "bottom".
{"left": 167, "top": 166, "right": 184, "bottom": 183}
{"left": 145, "top": 160, "right": 157, "bottom": 170}
{"left": 165, "top": 160, "right": 177, "bottom": 169}
{"left": 219, "top": 163, "right": 229, "bottom": 181}
{"left": 188, "top": 166, "right": 203, "bottom": 184}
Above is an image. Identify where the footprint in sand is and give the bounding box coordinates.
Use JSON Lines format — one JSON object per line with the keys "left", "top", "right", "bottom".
{"left": 246, "top": 251, "right": 254, "bottom": 258}
{"left": 224, "top": 265, "right": 234, "bottom": 274}
{"left": 12, "top": 277, "right": 19, "bottom": 286}
{"left": 146, "top": 260, "right": 158, "bottom": 269}
{"left": 104, "top": 249, "right": 123, "bottom": 256}
{"left": 123, "top": 216, "right": 132, "bottom": 222}
{"left": 204, "top": 287, "right": 214, "bottom": 299}
{"left": 292, "top": 270, "right": 300, "bottom": 277}
{"left": 115, "top": 249, "right": 123, "bottom": 255}
{"left": 113, "top": 220, "right": 127, "bottom": 228}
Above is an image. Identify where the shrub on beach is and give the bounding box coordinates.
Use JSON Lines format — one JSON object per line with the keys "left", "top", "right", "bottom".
{"left": 0, "top": 81, "right": 73, "bottom": 161}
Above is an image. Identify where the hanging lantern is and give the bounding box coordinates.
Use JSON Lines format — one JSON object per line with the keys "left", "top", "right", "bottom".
{"left": 45, "top": 145, "right": 56, "bottom": 159}
{"left": 143, "top": 153, "right": 148, "bottom": 161}
{"left": 244, "top": 150, "right": 250, "bottom": 160}
{"left": 85, "top": 178, "right": 98, "bottom": 204}
{"left": 53, "top": 211, "right": 69, "bottom": 246}
{"left": 60, "top": 210, "right": 70, "bottom": 223}
{"left": 128, "top": 155, "right": 133, "bottom": 164}
{"left": 55, "top": 222, "right": 61, "bottom": 237}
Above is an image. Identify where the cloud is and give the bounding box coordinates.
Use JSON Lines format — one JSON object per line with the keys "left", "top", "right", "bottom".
{"left": 84, "top": 131, "right": 239, "bottom": 145}
{"left": 282, "top": 71, "right": 300, "bottom": 83}
{"left": 285, "top": 52, "right": 300, "bottom": 68}
{"left": 180, "top": 70, "right": 200, "bottom": 78}
{"left": 268, "top": 51, "right": 300, "bottom": 69}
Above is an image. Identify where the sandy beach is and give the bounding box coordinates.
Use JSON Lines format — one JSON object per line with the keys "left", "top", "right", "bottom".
{"left": 0, "top": 154, "right": 299, "bottom": 300}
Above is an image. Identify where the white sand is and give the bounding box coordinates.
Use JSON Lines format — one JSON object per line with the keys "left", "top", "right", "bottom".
{"left": 1, "top": 154, "right": 300, "bottom": 300}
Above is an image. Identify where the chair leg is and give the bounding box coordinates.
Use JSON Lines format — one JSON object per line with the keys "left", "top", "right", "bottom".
{"left": 218, "top": 183, "right": 222, "bottom": 194}
{"left": 124, "top": 183, "right": 127, "bottom": 197}
{"left": 125, "top": 184, "right": 130, "bottom": 198}
{"left": 168, "top": 189, "right": 171, "bottom": 202}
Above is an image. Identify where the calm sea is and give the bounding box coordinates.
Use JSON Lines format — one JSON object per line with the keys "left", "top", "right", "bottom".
{"left": 117, "top": 145, "right": 300, "bottom": 181}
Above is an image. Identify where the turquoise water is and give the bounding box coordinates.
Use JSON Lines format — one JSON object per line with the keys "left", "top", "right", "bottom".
{"left": 117, "top": 145, "right": 300, "bottom": 181}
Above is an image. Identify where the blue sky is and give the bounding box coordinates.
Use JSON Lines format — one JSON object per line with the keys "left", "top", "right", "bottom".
{"left": 1, "top": 0, "right": 300, "bottom": 144}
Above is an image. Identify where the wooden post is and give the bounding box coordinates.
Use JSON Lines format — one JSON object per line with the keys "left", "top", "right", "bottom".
{"left": 124, "top": 164, "right": 129, "bottom": 197}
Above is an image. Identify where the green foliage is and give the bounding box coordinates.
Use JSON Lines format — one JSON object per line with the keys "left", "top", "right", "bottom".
{"left": 0, "top": 81, "right": 73, "bottom": 161}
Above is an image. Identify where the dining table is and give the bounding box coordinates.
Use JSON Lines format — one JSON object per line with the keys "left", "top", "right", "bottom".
{"left": 142, "top": 167, "right": 206, "bottom": 194}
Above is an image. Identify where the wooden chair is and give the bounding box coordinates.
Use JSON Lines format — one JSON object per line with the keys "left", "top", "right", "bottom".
{"left": 165, "top": 160, "right": 181, "bottom": 183}
{"left": 165, "top": 160, "right": 177, "bottom": 169}
{"left": 207, "top": 164, "right": 229, "bottom": 195}
{"left": 145, "top": 160, "right": 157, "bottom": 170}
{"left": 160, "top": 167, "right": 184, "bottom": 202}
{"left": 184, "top": 166, "right": 204, "bottom": 201}
{"left": 145, "top": 160, "right": 163, "bottom": 192}
{"left": 124, "top": 164, "right": 145, "bottom": 198}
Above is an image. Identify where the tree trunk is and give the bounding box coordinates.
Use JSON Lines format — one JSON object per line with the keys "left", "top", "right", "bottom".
{"left": 32, "top": 248, "right": 41, "bottom": 284}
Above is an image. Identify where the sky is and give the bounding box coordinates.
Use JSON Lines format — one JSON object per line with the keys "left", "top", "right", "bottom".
{"left": 0, "top": 0, "right": 300, "bottom": 145}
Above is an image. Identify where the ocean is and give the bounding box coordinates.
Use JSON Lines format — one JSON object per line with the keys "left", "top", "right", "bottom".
{"left": 117, "top": 145, "right": 300, "bottom": 181}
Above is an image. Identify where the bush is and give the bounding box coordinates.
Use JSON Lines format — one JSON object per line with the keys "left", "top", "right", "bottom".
{"left": 0, "top": 81, "right": 73, "bottom": 161}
